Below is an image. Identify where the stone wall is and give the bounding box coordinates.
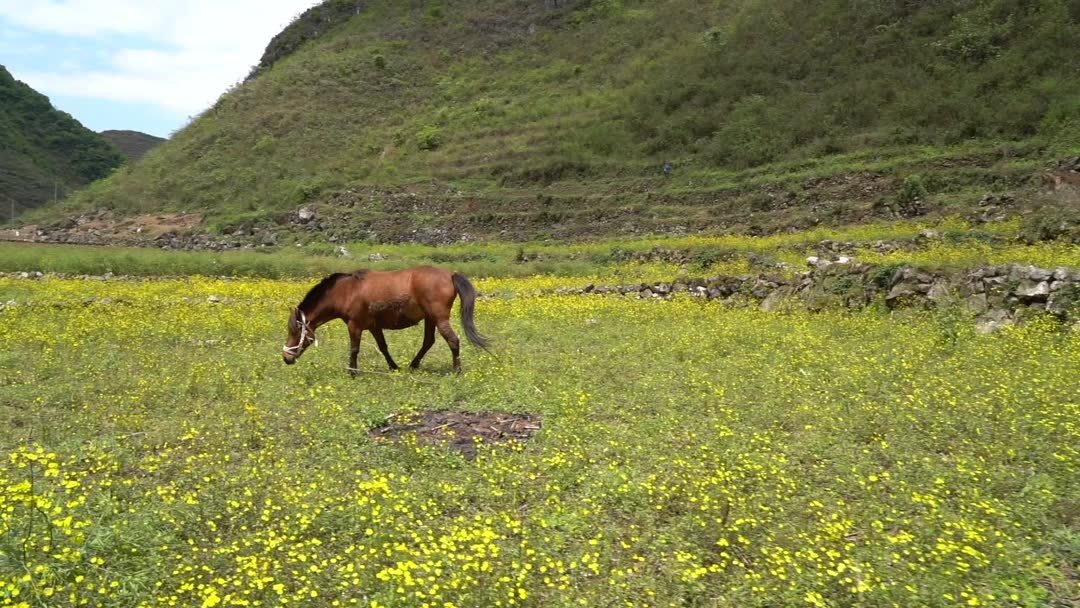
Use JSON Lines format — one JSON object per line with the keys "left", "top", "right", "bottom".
{"left": 557, "top": 261, "right": 1080, "bottom": 331}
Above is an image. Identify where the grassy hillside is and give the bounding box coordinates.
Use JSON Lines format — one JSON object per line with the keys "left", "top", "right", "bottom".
{"left": 50, "top": 0, "right": 1080, "bottom": 239}
{"left": 100, "top": 130, "right": 165, "bottom": 162}
{"left": 0, "top": 65, "right": 125, "bottom": 217}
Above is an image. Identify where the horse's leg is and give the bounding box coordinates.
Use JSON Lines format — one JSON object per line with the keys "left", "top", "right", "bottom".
{"left": 409, "top": 318, "right": 436, "bottom": 370}
{"left": 435, "top": 316, "right": 462, "bottom": 374}
{"left": 348, "top": 322, "right": 363, "bottom": 377}
{"left": 371, "top": 328, "right": 399, "bottom": 371}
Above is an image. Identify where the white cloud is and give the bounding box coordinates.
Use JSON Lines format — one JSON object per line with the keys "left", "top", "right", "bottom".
{"left": 0, "top": 0, "right": 164, "bottom": 37}
{"left": 1, "top": 0, "right": 320, "bottom": 116}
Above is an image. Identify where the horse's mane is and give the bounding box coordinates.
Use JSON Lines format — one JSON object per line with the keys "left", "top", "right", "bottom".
{"left": 297, "top": 270, "right": 368, "bottom": 313}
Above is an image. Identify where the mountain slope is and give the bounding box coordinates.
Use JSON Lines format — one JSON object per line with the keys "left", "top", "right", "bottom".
{"left": 100, "top": 130, "right": 165, "bottom": 162}
{"left": 56, "top": 0, "right": 1080, "bottom": 240}
{"left": 0, "top": 66, "right": 125, "bottom": 216}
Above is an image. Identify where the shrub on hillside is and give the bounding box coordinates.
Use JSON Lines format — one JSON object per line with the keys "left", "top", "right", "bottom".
{"left": 704, "top": 95, "right": 788, "bottom": 168}
{"left": 416, "top": 125, "right": 442, "bottom": 151}
{"left": 1019, "top": 207, "right": 1080, "bottom": 244}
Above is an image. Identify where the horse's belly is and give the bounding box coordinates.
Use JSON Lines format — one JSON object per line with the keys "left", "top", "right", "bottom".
{"left": 382, "top": 315, "right": 421, "bottom": 330}
{"left": 370, "top": 298, "right": 422, "bottom": 330}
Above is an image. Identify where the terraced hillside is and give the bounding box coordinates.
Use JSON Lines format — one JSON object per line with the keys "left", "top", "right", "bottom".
{"left": 27, "top": 0, "right": 1080, "bottom": 241}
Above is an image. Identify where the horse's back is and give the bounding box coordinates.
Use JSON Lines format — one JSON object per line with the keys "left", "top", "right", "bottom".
{"left": 359, "top": 266, "right": 452, "bottom": 293}
{"left": 356, "top": 266, "right": 456, "bottom": 319}
{"left": 406, "top": 266, "right": 457, "bottom": 305}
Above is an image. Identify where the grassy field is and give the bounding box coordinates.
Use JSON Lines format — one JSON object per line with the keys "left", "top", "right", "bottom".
{"left": 4, "top": 216, "right": 1080, "bottom": 283}
{"left": 1, "top": 275, "right": 1078, "bottom": 607}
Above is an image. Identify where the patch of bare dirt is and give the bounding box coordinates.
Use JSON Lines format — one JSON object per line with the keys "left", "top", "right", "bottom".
{"left": 0, "top": 226, "right": 36, "bottom": 242}
{"left": 370, "top": 410, "right": 541, "bottom": 459}
{"left": 86, "top": 212, "right": 203, "bottom": 237}
{"left": 6, "top": 212, "right": 207, "bottom": 247}
{"left": 4, "top": 211, "right": 204, "bottom": 245}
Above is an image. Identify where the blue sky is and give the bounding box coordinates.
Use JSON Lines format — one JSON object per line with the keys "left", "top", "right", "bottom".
{"left": 1, "top": 0, "right": 319, "bottom": 138}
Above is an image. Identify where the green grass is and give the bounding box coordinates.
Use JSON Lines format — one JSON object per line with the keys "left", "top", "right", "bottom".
{"left": 1, "top": 276, "right": 1077, "bottom": 606}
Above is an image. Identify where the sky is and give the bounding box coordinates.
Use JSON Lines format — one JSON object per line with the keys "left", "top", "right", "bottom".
{"left": 1, "top": 0, "right": 321, "bottom": 138}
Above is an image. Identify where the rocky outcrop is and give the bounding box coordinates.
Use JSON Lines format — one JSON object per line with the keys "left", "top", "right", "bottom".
{"left": 246, "top": 1, "right": 367, "bottom": 81}
{"left": 556, "top": 261, "right": 1080, "bottom": 327}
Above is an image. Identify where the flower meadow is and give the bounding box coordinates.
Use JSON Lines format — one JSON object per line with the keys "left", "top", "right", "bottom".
{"left": 1, "top": 275, "right": 1078, "bottom": 607}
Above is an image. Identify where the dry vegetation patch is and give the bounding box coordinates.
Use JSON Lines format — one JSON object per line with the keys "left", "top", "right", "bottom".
{"left": 370, "top": 410, "right": 541, "bottom": 458}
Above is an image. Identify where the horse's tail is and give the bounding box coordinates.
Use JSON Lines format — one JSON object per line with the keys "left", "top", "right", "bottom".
{"left": 451, "top": 272, "right": 491, "bottom": 351}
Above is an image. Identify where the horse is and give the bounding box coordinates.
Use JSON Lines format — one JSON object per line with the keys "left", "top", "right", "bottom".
{"left": 282, "top": 266, "right": 490, "bottom": 375}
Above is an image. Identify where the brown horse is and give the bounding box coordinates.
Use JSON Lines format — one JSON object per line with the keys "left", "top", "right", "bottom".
{"left": 282, "top": 266, "right": 489, "bottom": 375}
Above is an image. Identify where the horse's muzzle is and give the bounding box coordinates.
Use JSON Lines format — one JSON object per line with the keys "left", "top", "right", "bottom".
{"left": 282, "top": 354, "right": 296, "bottom": 365}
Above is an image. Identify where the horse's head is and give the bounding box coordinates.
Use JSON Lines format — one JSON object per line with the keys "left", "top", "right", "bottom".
{"left": 282, "top": 308, "right": 317, "bottom": 364}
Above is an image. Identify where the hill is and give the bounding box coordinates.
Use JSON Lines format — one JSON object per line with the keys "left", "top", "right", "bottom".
{"left": 35, "top": 0, "right": 1080, "bottom": 241}
{"left": 100, "top": 130, "right": 165, "bottom": 162}
{"left": 0, "top": 65, "right": 125, "bottom": 218}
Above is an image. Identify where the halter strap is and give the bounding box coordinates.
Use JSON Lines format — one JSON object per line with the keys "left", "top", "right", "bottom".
{"left": 283, "top": 310, "right": 318, "bottom": 355}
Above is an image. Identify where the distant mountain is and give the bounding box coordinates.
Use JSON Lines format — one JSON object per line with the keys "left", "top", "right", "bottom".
{"left": 100, "top": 130, "right": 166, "bottom": 162}
{"left": 44, "top": 0, "right": 1080, "bottom": 240}
{"left": 0, "top": 65, "right": 125, "bottom": 217}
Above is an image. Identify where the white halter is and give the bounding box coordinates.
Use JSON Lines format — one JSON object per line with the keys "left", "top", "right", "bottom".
{"left": 283, "top": 310, "right": 317, "bottom": 355}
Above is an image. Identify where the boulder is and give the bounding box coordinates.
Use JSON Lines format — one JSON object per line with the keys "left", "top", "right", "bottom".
{"left": 890, "top": 267, "right": 932, "bottom": 287}
{"left": 965, "top": 293, "right": 989, "bottom": 313}
{"left": 927, "top": 280, "right": 951, "bottom": 302}
{"left": 1014, "top": 279, "right": 1050, "bottom": 301}
{"left": 1009, "top": 265, "right": 1051, "bottom": 282}
{"left": 760, "top": 287, "right": 794, "bottom": 312}
{"left": 886, "top": 280, "right": 922, "bottom": 304}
